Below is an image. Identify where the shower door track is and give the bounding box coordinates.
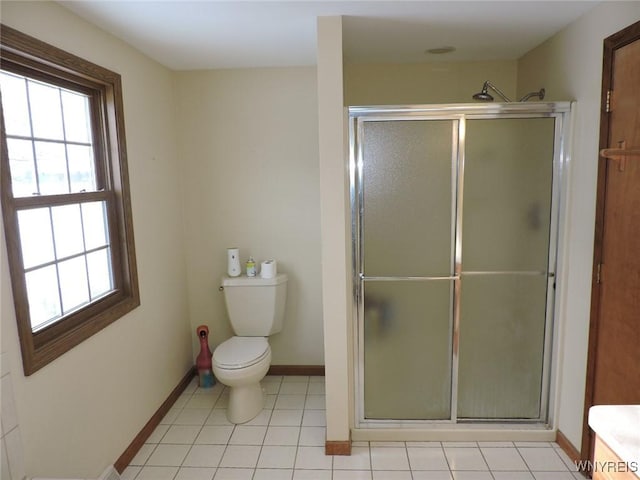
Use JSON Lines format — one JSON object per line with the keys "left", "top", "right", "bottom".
{"left": 350, "top": 102, "right": 571, "bottom": 431}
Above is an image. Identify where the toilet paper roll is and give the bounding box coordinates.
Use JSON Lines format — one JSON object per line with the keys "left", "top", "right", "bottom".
{"left": 260, "top": 259, "right": 277, "bottom": 278}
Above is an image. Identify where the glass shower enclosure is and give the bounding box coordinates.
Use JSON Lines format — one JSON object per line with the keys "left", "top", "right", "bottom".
{"left": 350, "top": 103, "right": 570, "bottom": 425}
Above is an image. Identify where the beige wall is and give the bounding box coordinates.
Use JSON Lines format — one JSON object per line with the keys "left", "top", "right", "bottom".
{"left": 1, "top": 349, "right": 25, "bottom": 479}
{"left": 317, "top": 16, "right": 353, "bottom": 444}
{"left": 174, "top": 68, "right": 324, "bottom": 365}
{"left": 517, "top": 2, "right": 640, "bottom": 451}
{"left": 0, "top": 1, "right": 192, "bottom": 476}
{"left": 345, "top": 60, "right": 518, "bottom": 105}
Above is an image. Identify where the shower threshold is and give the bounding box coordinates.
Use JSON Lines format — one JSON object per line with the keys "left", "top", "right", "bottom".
{"left": 352, "top": 422, "right": 556, "bottom": 443}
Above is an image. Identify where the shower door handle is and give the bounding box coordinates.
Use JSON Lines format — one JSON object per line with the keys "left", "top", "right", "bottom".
{"left": 360, "top": 275, "right": 459, "bottom": 281}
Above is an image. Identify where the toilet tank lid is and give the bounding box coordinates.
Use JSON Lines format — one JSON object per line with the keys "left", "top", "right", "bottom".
{"left": 222, "top": 273, "right": 287, "bottom": 287}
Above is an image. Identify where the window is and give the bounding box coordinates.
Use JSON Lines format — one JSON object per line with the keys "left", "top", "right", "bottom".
{"left": 1, "top": 25, "right": 139, "bottom": 375}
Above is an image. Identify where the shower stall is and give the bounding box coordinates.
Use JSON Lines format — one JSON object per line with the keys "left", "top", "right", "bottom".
{"left": 349, "top": 102, "right": 570, "bottom": 430}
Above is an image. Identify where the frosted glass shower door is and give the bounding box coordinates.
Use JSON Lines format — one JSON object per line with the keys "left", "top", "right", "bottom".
{"left": 359, "top": 120, "right": 456, "bottom": 420}
{"left": 457, "top": 118, "right": 555, "bottom": 419}
{"left": 352, "top": 105, "right": 568, "bottom": 426}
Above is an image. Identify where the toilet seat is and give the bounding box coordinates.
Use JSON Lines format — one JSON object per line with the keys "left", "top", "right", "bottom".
{"left": 213, "top": 336, "right": 270, "bottom": 370}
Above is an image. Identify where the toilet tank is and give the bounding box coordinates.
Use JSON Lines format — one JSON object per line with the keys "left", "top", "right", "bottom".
{"left": 221, "top": 273, "right": 288, "bottom": 336}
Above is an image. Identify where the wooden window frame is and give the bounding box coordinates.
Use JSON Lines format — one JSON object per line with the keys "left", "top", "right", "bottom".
{"left": 1, "top": 25, "right": 139, "bottom": 375}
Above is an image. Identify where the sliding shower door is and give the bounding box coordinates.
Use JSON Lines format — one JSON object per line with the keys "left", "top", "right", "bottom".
{"left": 458, "top": 118, "right": 555, "bottom": 419}
{"left": 351, "top": 104, "right": 568, "bottom": 424}
{"left": 359, "top": 119, "right": 457, "bottom": 420}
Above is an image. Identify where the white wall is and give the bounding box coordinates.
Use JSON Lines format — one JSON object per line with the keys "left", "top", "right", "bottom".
{"left": 174, "top": 68, "right": 324, "bottom": 365}
{"left": 517, "top": 2, "right": 640, "bottom": 451}
{"left": 0, "top": 2, "right": 192, "bottom": 476}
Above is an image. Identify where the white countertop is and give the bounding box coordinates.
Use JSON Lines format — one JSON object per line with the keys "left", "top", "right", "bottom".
{"left": 589, "top": 405, "right": 640, "bottom": 478}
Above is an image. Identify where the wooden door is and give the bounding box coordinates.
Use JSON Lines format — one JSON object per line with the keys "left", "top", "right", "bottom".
{"left": 582, "top": 20, "right": 640, "bottom": 462}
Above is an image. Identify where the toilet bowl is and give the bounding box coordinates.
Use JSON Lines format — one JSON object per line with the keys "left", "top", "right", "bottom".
{"left": 215, "top": 273, "right": 287, "bottom": 423}
{"left": 212, "top": 336, "right": 271, "bottom": 424}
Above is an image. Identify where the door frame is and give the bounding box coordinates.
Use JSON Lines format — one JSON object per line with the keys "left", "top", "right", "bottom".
{"left": 349, "top": 102, "right": 571, "bottom": 429}
{"left": 581, "top": 20, "right": 640, "bottom": 462}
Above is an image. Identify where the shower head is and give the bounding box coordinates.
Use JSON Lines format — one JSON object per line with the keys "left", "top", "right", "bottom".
{"left": 472, "top": 81, "right": 512, "bottom": 102}
{"left": 472, "top": 89, "right": 494, "bottom": 101}
{"left": 472, "top": 81, "right": 547, "bottom": 102}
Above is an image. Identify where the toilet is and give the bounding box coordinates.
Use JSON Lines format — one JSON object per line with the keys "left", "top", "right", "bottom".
{"left": 212, "top": 273, "right": 287, "bottom": 423}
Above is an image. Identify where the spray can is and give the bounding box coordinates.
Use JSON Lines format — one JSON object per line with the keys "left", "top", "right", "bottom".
{"left": 246, "top": 256, "right": 256, "bottom": 277}
{"left": 196, "top": 325, "right": 215, "bottom": 388}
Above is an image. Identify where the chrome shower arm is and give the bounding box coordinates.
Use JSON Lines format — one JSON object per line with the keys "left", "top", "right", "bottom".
{"left": 473, "top": 81, "right": 546, "bottom": 102}
{"left": 483, "top": 81, "right": 513, "bottom": 102}
{"left": 518, "top": 88, "right": 546, "bottom": 102}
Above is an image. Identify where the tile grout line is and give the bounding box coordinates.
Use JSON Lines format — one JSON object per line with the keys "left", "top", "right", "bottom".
{"left": 514, "top": 443, "right": 536, "bottom": 479}
{"left": 182, "top": 381, "right": 225, "bottom": 476}
{"left": 368, "top": 440, "right": 373, "bottom": 480}
{"left": 140, "top": 383, "right": 196, "bottom": 470}
{"left": 440, "top": 441, "right": 452, "bottom": 478}
{"left": 252, "top": 375, "right": 282, "bottom": 479}
{"left": 290, "top": 377, "right": 308, "bottom": 477}
{"left": 475, "top": 444, "right": 497, "bottom": 480}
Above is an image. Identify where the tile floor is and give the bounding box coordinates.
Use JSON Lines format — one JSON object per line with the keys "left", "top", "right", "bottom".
{"left": 122, "top": 375, "right": 585, "bottom": 480}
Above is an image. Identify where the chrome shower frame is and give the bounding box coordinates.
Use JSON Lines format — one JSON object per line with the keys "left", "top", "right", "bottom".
{"left": 349, "top": 102, "right": 572, "bottom": 433}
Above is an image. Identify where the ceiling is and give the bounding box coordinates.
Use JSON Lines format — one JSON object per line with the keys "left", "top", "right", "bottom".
{"left": 58, "top": 1, "right": 600, "bottom": 70}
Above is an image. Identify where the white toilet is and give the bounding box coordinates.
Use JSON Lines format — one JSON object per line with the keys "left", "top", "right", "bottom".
{"left": 212, "top": 273, "right": 287, "bottom": 424}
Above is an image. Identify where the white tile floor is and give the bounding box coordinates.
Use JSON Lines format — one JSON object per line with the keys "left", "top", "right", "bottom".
{"left": 122, "top": 376, "right": 585, "bottom": 480}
